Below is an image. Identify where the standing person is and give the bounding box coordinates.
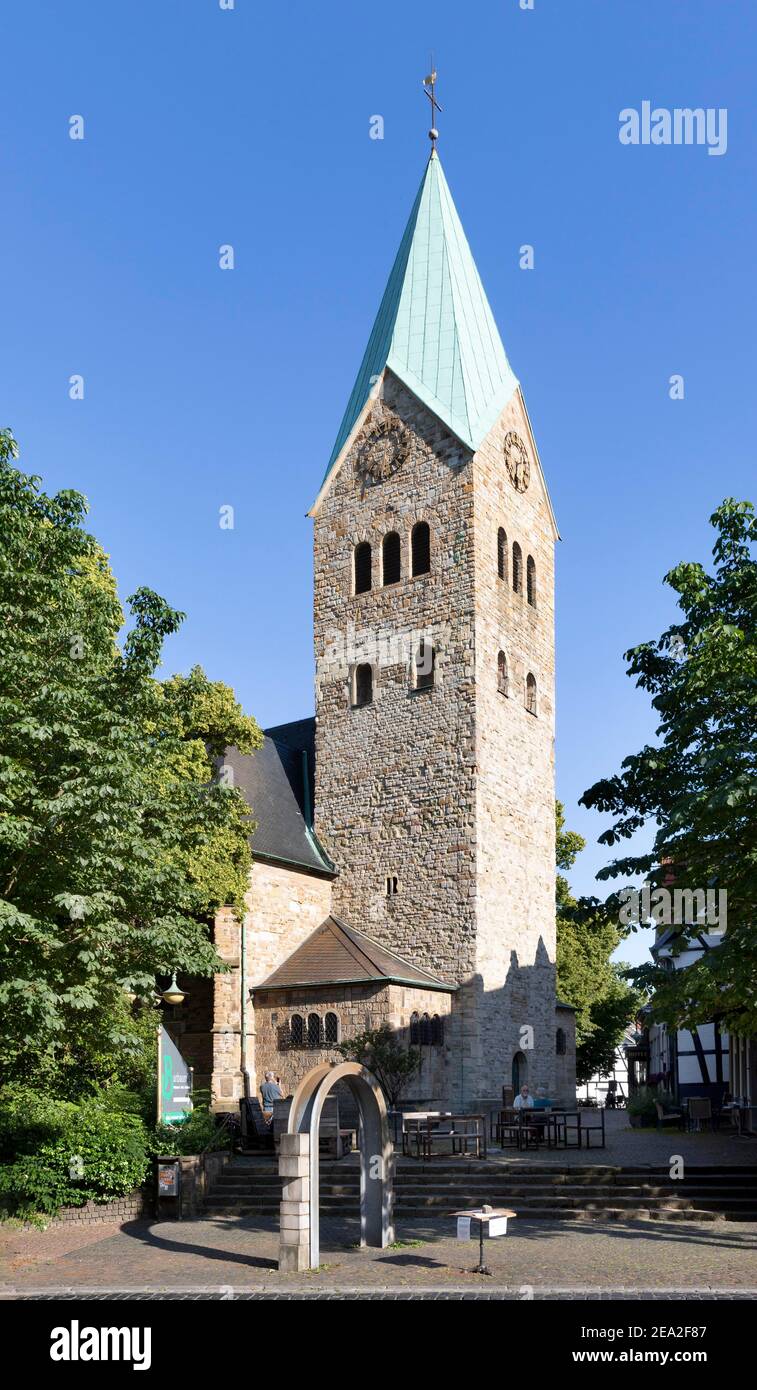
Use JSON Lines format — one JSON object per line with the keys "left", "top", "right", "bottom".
{"left": 260, "top": 1070, "right": 284, "bottom": 1123}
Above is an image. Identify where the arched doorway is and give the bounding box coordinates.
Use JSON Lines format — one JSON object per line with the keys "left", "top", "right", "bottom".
{"left": 279, "top": 1061, "right": 394, "bottom": 1272}
{"left": 512, "top": 1051, "right": 528, "bottom": 1092}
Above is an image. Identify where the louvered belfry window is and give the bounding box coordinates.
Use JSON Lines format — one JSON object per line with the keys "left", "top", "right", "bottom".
{"left": 512, "top": 542, "right": 522, "bottom": 594}
{"left": 527, "top": 554, "right": 536, "bottom": 607}
{"left": 497, "top": 528, "right": 507, "bottom": 581}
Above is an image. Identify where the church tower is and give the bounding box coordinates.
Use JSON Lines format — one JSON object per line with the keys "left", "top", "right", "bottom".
{"left": 309, "top": 142, "right": 561, "bottom": 1108}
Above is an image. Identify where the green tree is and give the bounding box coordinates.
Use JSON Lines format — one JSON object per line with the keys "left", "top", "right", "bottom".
{"left": 580, "top": 500, "right": 757, "bottom": 1037}
{"left": 0, "top": 429, "right": 262, "bottom": 1094}
{"left": 555, "top": 803, "right": 641, "bottom": 1084}
{"left": 337, "top": 1025, "right": 421, "bottom": 1108}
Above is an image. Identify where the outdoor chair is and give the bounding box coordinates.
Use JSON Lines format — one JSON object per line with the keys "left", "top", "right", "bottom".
{"left": 655, "top": 1101, "right": 684, "bottom": 1131}
{"left": 686, "top": 1097, "right": 713, "bottom": 1132}
{"left": 239, "top": 1097, "right": 274, "bottom": 1152}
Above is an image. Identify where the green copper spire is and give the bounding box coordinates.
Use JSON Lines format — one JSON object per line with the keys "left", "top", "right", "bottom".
{"left": 321, "top": 152, "right": 519, "bottom": 488}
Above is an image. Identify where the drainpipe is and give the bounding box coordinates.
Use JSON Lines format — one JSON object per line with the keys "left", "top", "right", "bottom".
{"left": 240, "top": 916, "right": 251, "bottom": 1100}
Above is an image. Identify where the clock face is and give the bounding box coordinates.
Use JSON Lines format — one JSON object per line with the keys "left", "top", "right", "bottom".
{"left": 504, "top": 431, "right": 531, "bottom": 493}
{"left": 356, "top": 415, "right": 411, "bottom": 487}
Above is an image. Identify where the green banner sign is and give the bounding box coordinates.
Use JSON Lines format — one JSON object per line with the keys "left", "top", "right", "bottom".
{"left": 158, "top": 1026, "right": 193, "bottom": 1125}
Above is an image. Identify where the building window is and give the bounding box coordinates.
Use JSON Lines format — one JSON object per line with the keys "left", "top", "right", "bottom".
{"left": 497, "top": 650, "right": 508, "bottom": 696}
{"left": 527, "top": 554, "right": 536, "bottom": 607}
{"left": 386, "top": 875, "right": 398, "bottom": 896}
{"left": 290, "top": 1013, "right": 304, "bottom": 1047}
{"left": 526, "top": 672, "right": 537, "bottom": 716}
{"left": 354, "top": 541, "right": 372, "bottom": 594}
{"left": 324, "top": 1012, "right": 339, "bottom": 1045}
{"left": 409, "top": 1012, "right": 420, "bottom": 1045}
{"left": 414, "top": 640, "right": 435, "bottom": 691}
{"left": 419, "top": 1013, "right": 432, "bottom": 1046}
{"left": 556, "top": 1028, "right": 567, "bottom": 1056}
{"left": 497, "top": 527, "right": 507, "bottom": 581}
{"left": 411, "top": 521, "right": 431, "bottom": 576}
{"left": 307, "top": 1013, "right": 321, "bottom": 1048}
{"left": 431, "top": 1014, "right": 444, "bottom": 1046}
{"left": 512, "top": 542, "right": 522, "bottom": 594}
{"left": 353, "top": 663, "right": 373, "bottom": 707}
{"left": 382, "top": 531, "right": 401, "bottom": 585}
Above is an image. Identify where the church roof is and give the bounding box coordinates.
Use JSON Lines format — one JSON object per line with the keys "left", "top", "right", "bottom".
{"left": 222, "top": 720, "right": 335, "bottom": 878}
{"left": 254, "top": 915, "right": 456, "bottom": 993}
{"left": 321, "top": 151, "right": 519, "bottom": 489}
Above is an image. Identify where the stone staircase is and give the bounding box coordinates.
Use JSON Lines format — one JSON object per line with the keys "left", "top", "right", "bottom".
{"left": 202, "top": 1157, "right": 757, "bottom": 1223}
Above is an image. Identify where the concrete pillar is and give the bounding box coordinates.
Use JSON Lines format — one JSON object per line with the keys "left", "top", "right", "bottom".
{"left": 278, "top": 1133, "right": 311, "bottom": 1272}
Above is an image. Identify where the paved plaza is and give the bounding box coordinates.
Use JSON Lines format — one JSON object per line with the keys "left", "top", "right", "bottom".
{"left": 2, "top": 1212, "right": 757, "bottom": 1298}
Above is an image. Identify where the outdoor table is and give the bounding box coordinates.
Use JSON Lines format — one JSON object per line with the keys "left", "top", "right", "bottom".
{"left": 402, "top": 1111, "right": 451, "bottom": 1158}
{"left": 452, "top": 1206, "right": 517, "bottom": 1276}
{"left": 421, "top": 1114, "right": 487, "bottom": 1160}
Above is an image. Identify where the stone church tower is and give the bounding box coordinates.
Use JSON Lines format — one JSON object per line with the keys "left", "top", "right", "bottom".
{"left": 309, "top": 149, "right": 564, "bottom": 1109}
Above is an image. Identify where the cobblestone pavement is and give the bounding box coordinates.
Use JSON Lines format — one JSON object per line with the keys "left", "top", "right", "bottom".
{"left": 2, "top": 1213, "right": 757, "bottom": 1298}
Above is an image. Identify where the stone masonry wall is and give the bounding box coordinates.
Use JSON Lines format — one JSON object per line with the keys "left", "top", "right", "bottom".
{"left": 470, "top": 388, "right": 558, "bottom": 1100}
{"left": 210, "top": 860, "right": 332, "bottom": 1109}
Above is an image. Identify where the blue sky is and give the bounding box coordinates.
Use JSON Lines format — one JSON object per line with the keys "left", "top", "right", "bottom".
{"left": 3, "top": 1, "right": 755, "bottom": 965}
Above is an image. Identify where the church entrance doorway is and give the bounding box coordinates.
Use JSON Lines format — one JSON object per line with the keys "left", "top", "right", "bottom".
{"left": 278, "top": 1061, "right": 394, "bottom": 1272}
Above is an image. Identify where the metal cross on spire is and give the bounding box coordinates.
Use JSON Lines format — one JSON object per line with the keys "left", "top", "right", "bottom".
{"left": 422, "top": 64, "right": 443, "bottom": 152}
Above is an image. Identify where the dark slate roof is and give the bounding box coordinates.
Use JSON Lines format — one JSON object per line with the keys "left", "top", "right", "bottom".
{"left": 254, "top": 915, "right": 456, "bottom": 993}
{"left": 222, "top": 719, "right": 334, "bottom": 878}
{"left": 555, "top": 1000, "right": 576, "bottom": 1012}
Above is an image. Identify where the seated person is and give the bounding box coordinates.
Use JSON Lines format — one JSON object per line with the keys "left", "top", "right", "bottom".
{"left": 513, "top": 1085, "right": 534, "bottom": 1110}
{"left": 260, "top": 1070, "right": 284, "bottom": 1123}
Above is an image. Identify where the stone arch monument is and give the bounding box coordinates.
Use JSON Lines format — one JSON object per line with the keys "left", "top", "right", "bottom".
{"left": 278, "top": 1061, "right": 395, "bottom": 1272}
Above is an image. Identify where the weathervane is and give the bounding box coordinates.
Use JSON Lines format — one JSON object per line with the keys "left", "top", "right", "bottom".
{"left": 422, "top": 64, "right": 442, "bottom": 152}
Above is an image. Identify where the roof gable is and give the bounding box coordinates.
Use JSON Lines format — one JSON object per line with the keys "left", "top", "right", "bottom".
{"left": 254, "top": 915, "right": 455, "bottom": 993}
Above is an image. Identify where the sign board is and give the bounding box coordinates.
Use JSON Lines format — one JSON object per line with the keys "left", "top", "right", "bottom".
{"left": 488, "top": 1215, "right": 509, "bottom": 1237}
{"left": 456, "top": 1217, "right": 471, "bottom": 1241}
{"left": 157, "top": 1161, "right": 180, "bottom": 1196}
{"left": 158, "top": 1026, "right": 193, "bottom": 1124}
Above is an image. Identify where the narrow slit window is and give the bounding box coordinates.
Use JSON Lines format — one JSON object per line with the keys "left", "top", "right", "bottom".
{"left": 411, "top": 521, "right": 431, "bottom": 576}
{"left": 415, "top": 640, "right": 435, "bottom": 691}
{"left": 354, "top": 541, "right": 372, "bottom": 594}
{"left": 497, "top": 650, "right": 508, "bottom": 696}
{"left": 354, "top": 663, "right": 373, "bottom": 707}
{"left": 527, "top": 554, "right": 536, "bottom": 607}
{"left": 382, "top": 531, "right": 401, "bottom": 585}
{"left": 526, "top": 672, "right": 537, "bottom": 716}
{"left": 497, "top": 527, "right": 507, "bottom": 581}
{"left": 512, "top": 542, "right": 522, "bottom": 594}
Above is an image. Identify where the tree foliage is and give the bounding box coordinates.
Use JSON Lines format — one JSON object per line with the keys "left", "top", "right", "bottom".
{"left": 0, "top": 429, "right": 262, "bottom": 1094}
{"left": 555, "top": 803, "right": 642, "bottom": 1083}
{"left": 336, "top": 1025, "right": 421, "bottom": 1108}
{"left": 581, "top": 500, "right": 757, "bottom": 1037}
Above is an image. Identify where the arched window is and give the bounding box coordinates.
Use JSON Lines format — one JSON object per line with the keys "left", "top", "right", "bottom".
{"left": 324, "top": 1012, "right": 339, "bottom": 1045}
{"left": 354, "top": 541, "right": 372, "bottom": 594}
{"left": 497, "top": 527, "right": 507, "bottom": 581}
{"left": 431, "top": 1014, "right": 444, "bottom": 1046}
{"left": 497, "top": 650, "right": 508, "bottom": 696}
{"left": 411, "top": 521, "right": 431, "bottom": 576}
{"left": 382, "top": 531, "right": 401, "bottom": 586}
{"left": 290, "top": 1013, "right": 304, "bottom": 1047}
{"left": 512, "top": 542, "right": 522, "bottom": 594}
{"left": 354, "top": 663, "right": 373, "bottom": 707}
{"left": 409, "top": 1012, "right": 420, "bottom": 1045}
{"left": 419, "top": 1013, "right": 432, "bottom": 1046}
{"left": 527, "top": 554, "right": 536, "bottom": 607}
{"left": 556, "top": 1028, "right": 567, "bottom": 1056}
{"left": 414, "top": 640, "right": 435, "bottom": 691}
{"left": 307, "top": 1013, "right": 321, "bottom": 1049}
{"left": 526, "top": 672, "right": 537, "bottom": 716}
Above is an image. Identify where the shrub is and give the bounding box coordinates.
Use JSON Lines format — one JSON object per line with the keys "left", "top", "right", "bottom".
{"left": 0, "top": 1087, "right": 151, "bottom": 1219}
{"left": 154, "top": 1099, "right": 232, "bottom": 1157}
